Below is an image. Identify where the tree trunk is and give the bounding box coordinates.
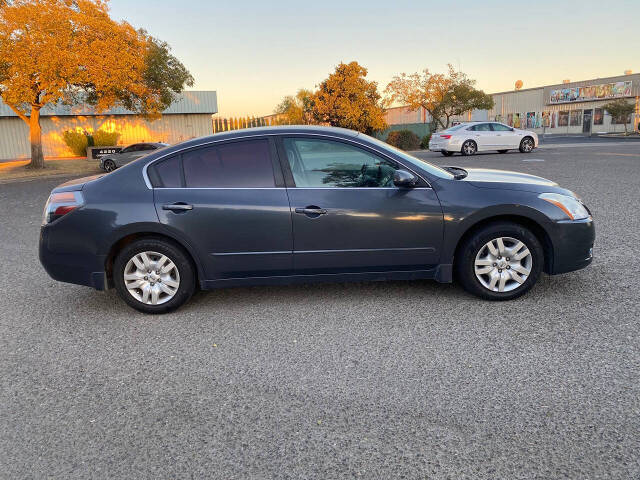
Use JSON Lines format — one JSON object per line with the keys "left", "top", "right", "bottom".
{"left": 28, "top": 106, "right": 44, "bottom": 169}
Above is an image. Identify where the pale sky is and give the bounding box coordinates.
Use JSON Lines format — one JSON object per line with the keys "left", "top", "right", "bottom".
{"left": 108, "top": 0, "right": 639, "bottom": 117}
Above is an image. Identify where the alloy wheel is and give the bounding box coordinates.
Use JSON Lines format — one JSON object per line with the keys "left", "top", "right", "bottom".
{"left": 521, "top": 138, "right": 534, "bottom": 152}
{"left": 462, "top": 141, "right": 476, "bottom": 155}
{"left": 123, "top": 251, "right": 180, "bottom": 305}
{"left": 474, "top": 237, "right": 532, "bottom": 292}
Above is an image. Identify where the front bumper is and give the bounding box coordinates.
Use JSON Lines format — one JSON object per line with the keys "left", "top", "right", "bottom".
{"left": 549, "top": 217, "right": 595, "bottom": 275}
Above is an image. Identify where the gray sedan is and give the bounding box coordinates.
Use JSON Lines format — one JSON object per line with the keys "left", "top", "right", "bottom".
{"left": 99, "top": 143, "right": 168, "bottom": 172}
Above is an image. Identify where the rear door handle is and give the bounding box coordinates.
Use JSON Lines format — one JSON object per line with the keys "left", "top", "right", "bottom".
{"left": 295, "top": 207, "right": 327, "bottom": 215}
{"left": 162, "top": 203, "right": 193, "bottom": 211}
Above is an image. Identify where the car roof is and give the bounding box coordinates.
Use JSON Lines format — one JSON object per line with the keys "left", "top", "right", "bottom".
{"left": 158, "top": 125, "right": 361, "bottom": 154}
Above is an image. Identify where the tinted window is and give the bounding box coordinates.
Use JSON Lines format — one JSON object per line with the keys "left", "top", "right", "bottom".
{"left": 152, "top": 156, "right": 182, "bottom": 188}
{"left": 140, "top": 144, "right": 156, "bottom": 151}
{"left": 442, "top": 124, "right": 466, "bottom": 133}
{"left": 121, "top": 145, "right": 137, "bottom": 153}
{"left": 283, "top": 138, "right": 398, "bottom": 188}
{"left": 491, "top": 123, "right": 512, "bottom": 131}
{"left": 469, "top": 123, "right": 491, "bottom": 131}
{"left": 183, "top": 139, "right": 275, "bottom": 188}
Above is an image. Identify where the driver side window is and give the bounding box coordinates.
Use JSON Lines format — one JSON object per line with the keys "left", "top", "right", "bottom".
{"left": 283, "top": 138, "right": 398, "bottom": 188}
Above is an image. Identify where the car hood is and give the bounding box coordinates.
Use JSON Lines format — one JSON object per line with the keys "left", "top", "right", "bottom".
{"left": 53, "top": 174, "right": 105, "bottom": 193}
{"left": 457, "top": 168, "right": 570, "bottom": 194}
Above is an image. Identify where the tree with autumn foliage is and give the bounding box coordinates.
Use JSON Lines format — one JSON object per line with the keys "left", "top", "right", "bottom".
{"left": 274, "top": 88, "right": 315, "bottom": 125}
{"left": 312, "top": 62, "right": 386, "bottom": 135}
{"left": 0, "top": 0, "right": 193, "bottom": 168}
{"left": 385, "top": 64, "right": 494, "bottom": 130}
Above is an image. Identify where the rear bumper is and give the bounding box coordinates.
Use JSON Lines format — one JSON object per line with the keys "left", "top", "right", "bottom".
{"left": 39, "top": 227, "right": 107, "bottom": 290}
{"left": 549, "top": 218, "right": 595, "bottom": 275}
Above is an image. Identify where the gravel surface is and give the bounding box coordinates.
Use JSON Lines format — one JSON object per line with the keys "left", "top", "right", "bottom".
{"left": 1, "top": 143, "right": 638, "bottom": 479}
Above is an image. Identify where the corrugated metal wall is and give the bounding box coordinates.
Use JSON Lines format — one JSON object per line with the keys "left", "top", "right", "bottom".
{"left": 0, "top": 114, "right": 213, "bottom": 160}
{"left": 488, "top": 74, "right": 640, "bottom": 134}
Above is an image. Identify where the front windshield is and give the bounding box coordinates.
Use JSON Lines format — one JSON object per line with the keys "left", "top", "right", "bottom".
{"left": 365, "top": 135, "right": 454, "bottom": 180}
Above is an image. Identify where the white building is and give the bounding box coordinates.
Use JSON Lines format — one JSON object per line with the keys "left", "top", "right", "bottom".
{"left": 0, "top": 91, "right": 218, "bottom": 160}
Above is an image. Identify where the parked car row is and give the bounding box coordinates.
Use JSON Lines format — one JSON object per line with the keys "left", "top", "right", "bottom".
{"left": 40, "top": 126, "right": 593, "bottom": 313}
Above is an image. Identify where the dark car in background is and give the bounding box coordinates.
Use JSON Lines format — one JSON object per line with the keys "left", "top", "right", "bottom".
{"left": 99, "top": 142, "right": 168, "bottom": 172}
{"left": 40, "top": 126, "right": 594, "bottom": 313}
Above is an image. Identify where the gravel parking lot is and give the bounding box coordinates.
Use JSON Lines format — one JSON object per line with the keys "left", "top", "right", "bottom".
{"left": 1, "top": 141, "right": 639, "bottom": 479}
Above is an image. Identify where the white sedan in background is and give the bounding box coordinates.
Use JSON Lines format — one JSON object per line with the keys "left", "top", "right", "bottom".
{"left": 429, "top": 121, "right": 538, "bottom": 156}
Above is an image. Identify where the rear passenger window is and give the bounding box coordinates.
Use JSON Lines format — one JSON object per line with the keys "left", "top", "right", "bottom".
{"left": 152, "top": 156, "right": 182, "bottom": 188}
{"left": 183, "top": 139, "right": 275, "bottom": 188}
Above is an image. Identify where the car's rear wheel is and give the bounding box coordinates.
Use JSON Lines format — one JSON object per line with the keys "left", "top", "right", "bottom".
{"left": 455, "top": 222, "right": 543, "bottom": 300}
{"left": 441, "top": 150, "right": 454, "bottom": 157}
{"left": 519, "top": 137, "right": 535, "bottom": 153}
{"left": 461, "top": 140, "right": 477, "bottom": 156}
{"left": 113, "top": 237, "right": 196, "bottom": 313}
{"left": 498, "top": 150, "right": 508, "bottom": 154}
{"left": 103, "top": 159, "right": 116, "bottom": 172}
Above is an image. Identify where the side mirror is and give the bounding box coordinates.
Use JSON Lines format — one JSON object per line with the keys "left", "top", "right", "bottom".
{"left": 393, "top": 170, "right": 418, "bottom": 188}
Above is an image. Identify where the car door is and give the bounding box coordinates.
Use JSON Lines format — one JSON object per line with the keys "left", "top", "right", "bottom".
{"left": 150, "top": 137, "right": 293, "bottom": 281}
{"left": 490, "top": 123, "right": 519, "bottom": 148}
{"left": 278, "top": 136, "right": 443, "bottom": 274}
{"left": 467, "top": 123, "right": 494, "bottom": 150}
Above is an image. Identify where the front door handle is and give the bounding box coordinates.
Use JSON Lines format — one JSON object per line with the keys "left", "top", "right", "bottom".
{"left": 295, "top": 206, "right": 327, "bottom": 216}
{"left": 162, "top": 203, "right": 193, "bottom": 211}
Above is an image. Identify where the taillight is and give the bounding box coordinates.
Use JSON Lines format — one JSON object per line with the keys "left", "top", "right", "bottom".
{"left": 440, "top": 134, "right": 452, "bottom": 139}
{"left": 42, "top": 191, "right": 84, "bottom": 224}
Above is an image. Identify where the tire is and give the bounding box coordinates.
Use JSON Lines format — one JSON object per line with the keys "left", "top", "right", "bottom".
{"left": 441, "top": 150, "right": 454, "bottom": 157}
{"left": 103, "top": 159, "right": 116, "bottom": 172}
{"left": 519, "top": 137, "right": 535, "bottom": 153}
{"left": 455, "top": 222, "right": 543, "bottom": 301}
{"left": 498, "top": 150, "right": 508, "bottom": 154}
{"left": 461, "top": 140, "right": 477, "bottom": 156}
{"left": 113, "top": 237, "right": 196, "bottom": 313}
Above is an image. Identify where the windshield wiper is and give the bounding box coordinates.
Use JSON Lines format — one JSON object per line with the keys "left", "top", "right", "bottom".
{"left": 444, "top": 166, "right": 468, "bottom": 180}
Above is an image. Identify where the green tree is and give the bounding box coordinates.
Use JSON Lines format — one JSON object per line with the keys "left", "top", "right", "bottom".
{"left": 274, "top": 88, "right": 315, "bottom": 125}
{"left": 602, "top": 99, "right": 635, "bottom": 135}
{"left": 312, "top": 61, "right": 387, "bottom": 135}
{"left": 0, "top": 0, "right": 193, "bottom": 168}
{"left": 385, "top": 64, "right": 494, "bottom": 130}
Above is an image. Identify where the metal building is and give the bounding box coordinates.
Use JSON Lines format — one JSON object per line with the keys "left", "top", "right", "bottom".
{"left": 383, "top": 72, "right": 640, "bottom": 135}
{"left": 0, "top": 91, "right": 217, "bottom": 160}
{"left": 488, "top": 73, "right": 640, "bottom": 135}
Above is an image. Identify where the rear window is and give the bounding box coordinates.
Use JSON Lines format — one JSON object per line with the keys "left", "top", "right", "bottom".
{"left": 441, "top": 124, "right": 466, "bottom": 133}
{"left": 182, "top": 139, "right": 275, "bottom": 188}
{"left": 151, "top": 155, "right": 181, "bottom": 188}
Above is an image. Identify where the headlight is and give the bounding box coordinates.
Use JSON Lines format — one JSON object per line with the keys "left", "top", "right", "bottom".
{"left": 539, "top": 193, "right": 590, "bottom": 220}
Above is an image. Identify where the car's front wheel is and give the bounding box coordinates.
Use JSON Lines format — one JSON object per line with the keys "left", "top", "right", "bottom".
{"left": 103, "top": 159, "right": 116, "bottom": 172}
{"left": 461, "top": 140, "right": 477, "bottom": 156}
{"left": 113, "top": 237, "right": 196, "bottom": 313}
{"left": 455, "top": 222, "right": 543, "bottom": 300}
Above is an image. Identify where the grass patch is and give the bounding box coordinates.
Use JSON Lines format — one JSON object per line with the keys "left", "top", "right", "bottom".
{"left": 0, "top": 158, "right": 103, "bottom": 183}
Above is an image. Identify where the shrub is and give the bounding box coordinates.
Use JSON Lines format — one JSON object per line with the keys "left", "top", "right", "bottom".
{"left": 92, "top": 130, "right": 120, "bottom": 146}
{"left": 420, "top": 134, "right": 432, "bottom": 149}
{"left": 62, "top": 130, "right": 89, "bottom": 156}
{"left": 386, "top": 130, "right": 420, "bottom": 151}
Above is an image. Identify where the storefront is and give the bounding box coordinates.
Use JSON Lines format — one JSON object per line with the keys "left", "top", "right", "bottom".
{"left": 488, "top": 74, "right": 640, "bottom": 134}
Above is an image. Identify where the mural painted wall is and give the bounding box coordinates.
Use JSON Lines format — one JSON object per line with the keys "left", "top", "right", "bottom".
{"left": 550, "top": 81, "right": 632, "bottom": 104}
